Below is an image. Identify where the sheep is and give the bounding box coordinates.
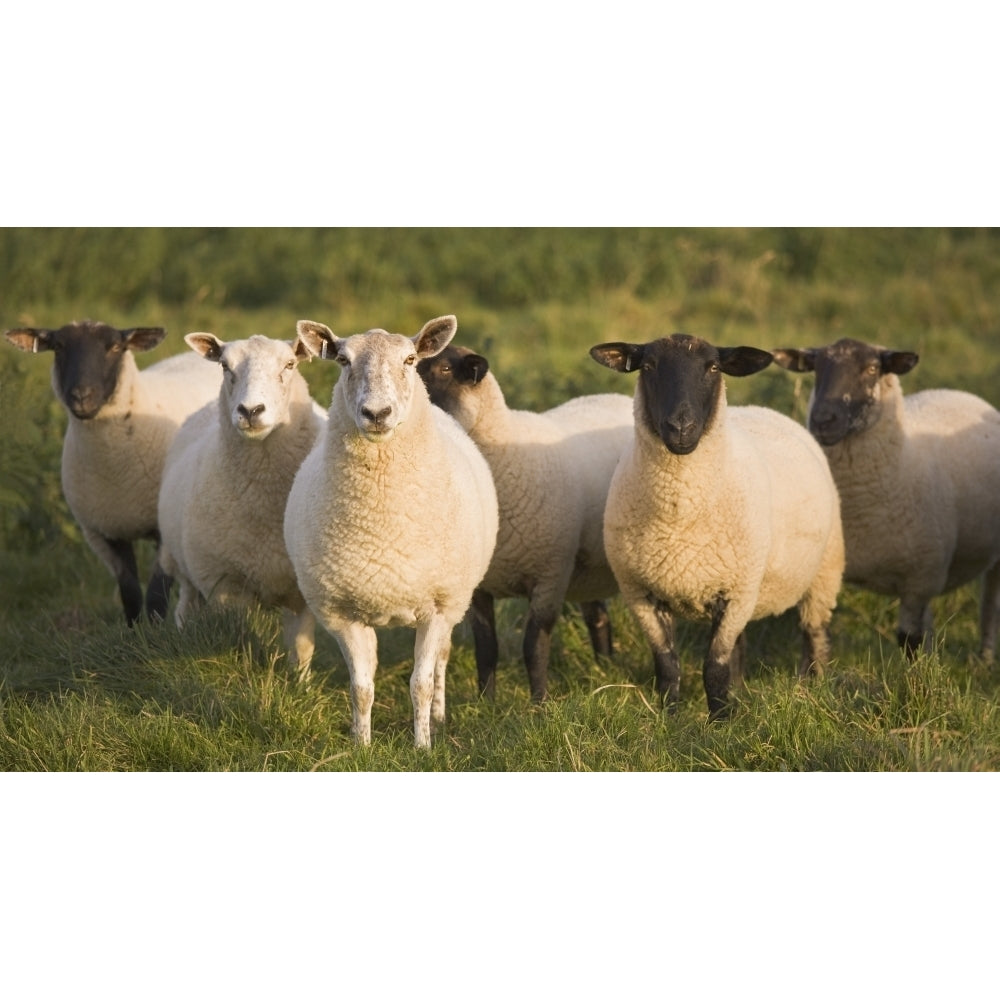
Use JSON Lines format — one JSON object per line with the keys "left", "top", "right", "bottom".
{"left": 771, "top": 337, "right": 1000, "bottom": 660}
{"left": 589, "top": 333, "right": 845, "bottom": 719}
{"left": 417, "top": 344, "right": 633, "bottom": 701}
{"left": 156, "top": 332, "right": 326, "bottom": 679}
{"left": 283, "top": 315, "right": 499, "bottom": 748}
{"left": 3, "top": 320, "right": 222, "bottom": 625}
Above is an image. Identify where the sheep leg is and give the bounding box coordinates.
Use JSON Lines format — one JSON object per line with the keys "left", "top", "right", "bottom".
{"left": 413, "top": 615, "right": 452, "bottom": 748}
{"left": 334, "top": 622, "right": 379, "bottom": 745}
{"left": 799, "top": 621, "right": 830, "bottom": 678}
{"left": 730, "top": 630, "right": 747, "bottom": 689}
{"left": 523, "top": 608, "right": 556, "bottom": 702}
{"left": 282, "top": 607, "right": 316, "bottom": 683}
{"left": 979, "top": 561, "right": 1000, "bottom": 664}
{"left": 704, "top": 598, "right": 747, "bottom": 720}
{"left": 581, "top": 600, "right": 613, "bottom": 659}
{"left": 87, "top": 532, "right": 143, "bottom": 626}
{"left": 145, "top": 558, "right": 173, "bottom": 623}
{"left": 628, "top": 597, "right": 680, "bottom": 709}
{"left": 897, "top": 598, "right": 933, "bottom": 659}
{"left": 173, "top": 578, "right": 203, "bottom": 629}
{"left": 469, "top": 588, "right": 498, "bottom": 699}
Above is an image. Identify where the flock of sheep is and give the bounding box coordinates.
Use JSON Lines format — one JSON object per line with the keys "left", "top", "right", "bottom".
{"left": 7, "top": 316, "right": 1000, "bottom": 748}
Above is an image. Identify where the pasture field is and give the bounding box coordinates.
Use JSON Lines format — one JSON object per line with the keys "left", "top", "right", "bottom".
{"left": 3, "top": 227, "right": 1000, "bottom": 771}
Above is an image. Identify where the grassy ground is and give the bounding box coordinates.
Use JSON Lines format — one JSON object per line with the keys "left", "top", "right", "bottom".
{"left": 2, "top": 228, "right": 1000, "bottom": 771}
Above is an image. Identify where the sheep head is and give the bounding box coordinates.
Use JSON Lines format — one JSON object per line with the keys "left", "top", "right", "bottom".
{"left": 4, "top": 320, "right": 165, "bottom": 420}
{"left": 297, "top": 315, "right": 458, "bottom": 442}
{"left": 185, "top": 332, "right": 312, "bottom": 441}
{"left": 772, "top": 338, "right": 919, "bottom": 446}
{"left": 416, "top": 344, "right": 490, "bottom": 432}
{"left": 590, "top": 334, "right": 772, "bottom": 455}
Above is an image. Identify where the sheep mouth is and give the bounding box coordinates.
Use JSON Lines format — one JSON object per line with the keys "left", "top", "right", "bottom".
{"left": 664, "top": 439, "right": 699, "bottom": 456}
{"left": 69, "top": 403, "right": 102, "bottom": 420}
{"left": 361, "top": 427, "right": 396, "bottom": 443}
{"left": 237, "top": 424, "right": 275, "bottom": 441}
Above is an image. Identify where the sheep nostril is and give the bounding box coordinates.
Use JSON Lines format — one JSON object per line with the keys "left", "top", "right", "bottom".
{"left": 238, "top": 403, "right": 265, "bottom": 421}
{"left": 362, "top": 405, "right": 392, "bottom": 425}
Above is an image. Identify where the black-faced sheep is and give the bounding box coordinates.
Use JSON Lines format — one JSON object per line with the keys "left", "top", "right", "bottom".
{"left": 283, "top": 316, "right": 499, "bottom": 747}
{"left": 418, "top": 344, "right": 632, "bottom": 701}
{"left": 4, "top": 320, "right": 222, "bottom": 625}
{"left": 157, "top": 332, "right": 326, "bottom": 679}
{"left": 590, "top": 333, "right": 845, "bottom": 718}
{"left": 772, "top": 337, "right": 1000, "bottom": 659}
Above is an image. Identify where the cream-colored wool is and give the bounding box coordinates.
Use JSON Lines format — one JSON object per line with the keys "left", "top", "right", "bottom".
{"left": 4, "top": 321, "right": 223, "bottom": 624}
{"left": 594, "top": 335, "right": 845, "bottom": 717}
{"left": 284, "top": 316, "right": 498, "bottom": 748}
{"left": 158, "top": 333, "right": 325, "bottom": 678}
{"left": 419, "top": 344, "right": 632, "bottom": 700}
{"left": 774, "top": 340, "right": 1000, "bottom": 659}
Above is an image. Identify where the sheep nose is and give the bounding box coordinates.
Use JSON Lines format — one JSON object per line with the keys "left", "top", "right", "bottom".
{"left": 362, "top": 404, "right": 392, "bottom": 425}
{"left": 238, "top": 403, "right": 266, "bottom": 421}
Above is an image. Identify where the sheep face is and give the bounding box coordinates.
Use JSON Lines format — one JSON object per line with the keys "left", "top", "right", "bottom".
{"left": 4, "top": 320, "right": 166, "bottom": 420}
{"left": 771, "top": 338, "right": 919, "bottom": 446}
{"left": 297, "top": 315, "right": 458, "bottom": 442}
{"left": 416, "top": 344, "right": 490, "bottom": 431}
{"left": 590, "top": 334, "right": 772, "bottom": 455}
{"left": 184, "top": 333, "right": 312, "bottom": 440}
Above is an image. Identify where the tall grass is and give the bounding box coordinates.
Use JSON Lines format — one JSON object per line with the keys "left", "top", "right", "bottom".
{"left": 2, "top": 228, "right": 1000, "bottom": 771}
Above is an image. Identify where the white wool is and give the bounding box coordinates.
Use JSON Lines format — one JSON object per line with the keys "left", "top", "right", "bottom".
{"left": 4, "top": 320, "right": 223, "bottom": 624}
{"left": 158, "top": 333, "right": 325, "bottom": 677}
{"left": 820, "top": 381, "right": 1000, "bottom": 654}
{"left": 596, "top": 336, "right": 845, "bottom": 717}
{"left": 284, "top": 317, "right": 499, "bottom": 747}
{"left": 420, "top": 348, "right": 632, "bottom": 700}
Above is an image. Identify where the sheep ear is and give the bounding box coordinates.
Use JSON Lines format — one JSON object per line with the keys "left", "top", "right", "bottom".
{"left": 771, "top": 348, "right": 817, "bottom": 373}
{"left": 590, "top": 342, "right": 645, "bottom": 373}
{"left": 292, "top": 336, "right": 314, "bottom": 364}
{"left": 880, "top": 350, "right": 919, "bottom": 376}
{"left": 4, "top": 328, "right": 54, "bottom": 354}
{"left": 413, "top": 315, "right": 458, "bottom": 358}
{"left": 122, "top": 327, "right": 167, "bottom": 353}
{"left": 458, "top": 353, "right": 489, "bottom": 385}
{"left": 185, "top": 332, "right": 225, "bottom": 362}
{"left": 296, "top": 320, "right": 339, "bottom": 361}
{"left": 718, "top": 346, "right": 773, "bottom": 377}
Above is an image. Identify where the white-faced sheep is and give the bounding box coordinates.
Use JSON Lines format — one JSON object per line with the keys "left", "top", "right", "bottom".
{"left": 283, "top": 315, "right": 499, "bottom": 747}
{"left": 4, "top": 320, "right": 223, "bottom": 625}
{"left": 157, "top": 332, "right": 326, "bottom": 679}
{"left": 418, "top": 344, "right": 632, "bottom": 701}
{"left": 772, "top": 337, "right": 1000, "bottom": 660}
{"left": 590, "top": 333, "right": 845, "bottom": 718}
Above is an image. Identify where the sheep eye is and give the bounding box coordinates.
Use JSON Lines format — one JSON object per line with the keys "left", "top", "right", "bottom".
{"left": 867, "top": 363, "right": 880, "bottom": 376}
{"left": 285, "top": 360, "right": 296, "bottom": 371}
{"left": 709, "top": 363, "right": 720, "bottom": 373}
{"left": 336, "top": 353, "right": 350, "bottom": 367}
{"left": 441, "top": 365, "right": 451, "bottom": 374}
{"left": 405, "top": 354, "right": 416, "bottom": 367}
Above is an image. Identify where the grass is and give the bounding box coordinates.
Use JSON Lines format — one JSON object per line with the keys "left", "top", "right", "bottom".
{"left": 2, "top": 227, "right": 1000, "bottom": 771}
{"left": 3, "top": 541, "right": 999, "bottom": 770}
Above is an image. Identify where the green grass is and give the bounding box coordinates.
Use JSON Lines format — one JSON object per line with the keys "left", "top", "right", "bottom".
{"left": 3, "top": 227, "right": 1000, "bottom": 770}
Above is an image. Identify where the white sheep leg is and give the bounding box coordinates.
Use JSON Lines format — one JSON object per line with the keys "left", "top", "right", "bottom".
{"left": 978, "top": 561, "right": 1000, "bottom": 664}
{"left": 412, "top": 615, "right": 452, "bottom": 748}
{"left": 335, "top": 622, "right": 379, "bottom": 745}
{"left": 283, "top": 607, "right": 316, "bottom": 683}
{"left": 173, "top": 579, "right": 202, "bottom": 629}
